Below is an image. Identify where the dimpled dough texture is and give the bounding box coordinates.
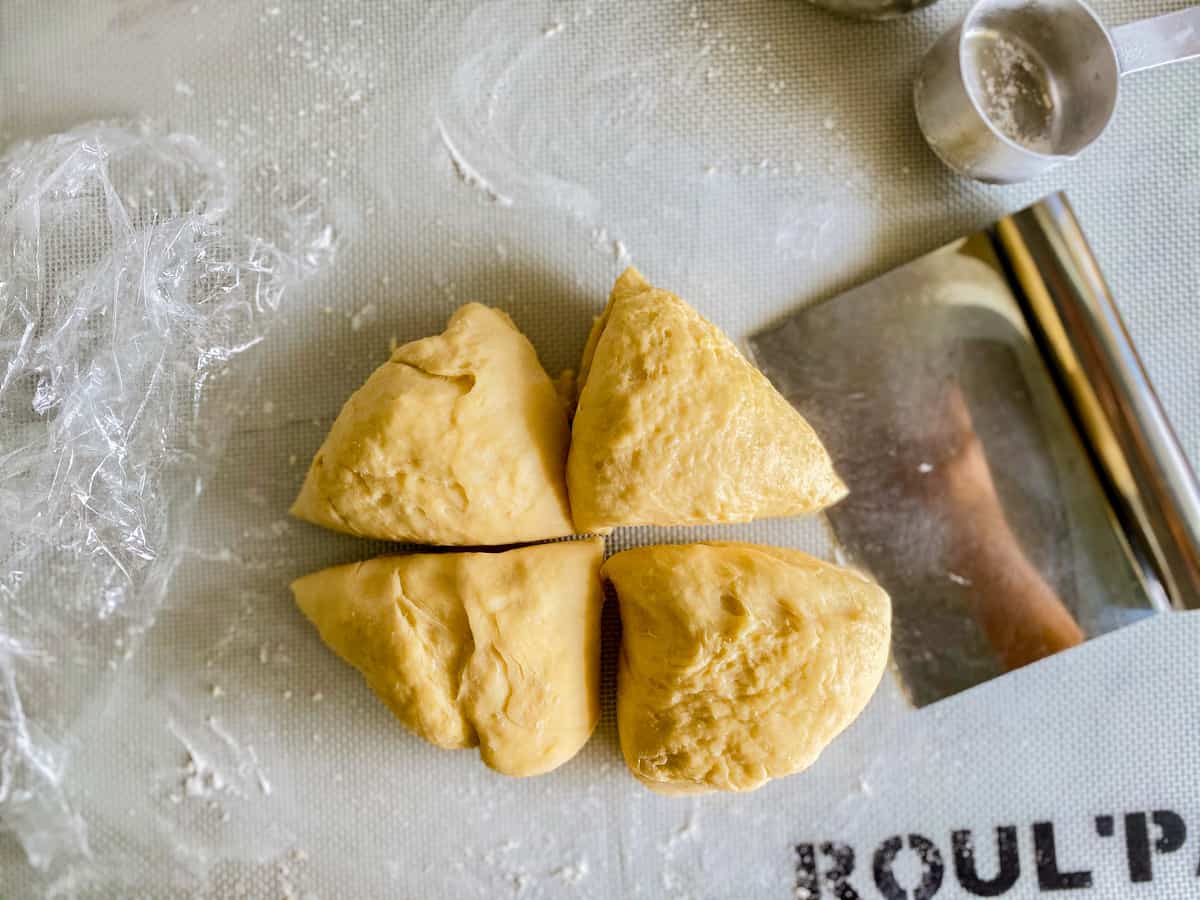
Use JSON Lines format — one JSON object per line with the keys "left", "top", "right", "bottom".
{"left": 290, "top": 539, "right": 604, "bottom": 777}
{"left": 567, "top": 269, "right": 847, "bottom": 533}
{"left": 606, "top": 542, "right": 891, "bottom": 794}
{"left": 291, "top": 303, "right": 574, "bottom": 545}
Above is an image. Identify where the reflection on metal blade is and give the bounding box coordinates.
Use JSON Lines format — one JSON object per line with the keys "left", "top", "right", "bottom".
{"left": 749, "top": 202, "right": 1170, "bottom": 707}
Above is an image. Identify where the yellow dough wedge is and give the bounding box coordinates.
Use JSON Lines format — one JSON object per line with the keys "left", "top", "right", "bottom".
{"left": 605, "top": 542, "right": 891, "bottom": 794}
{"left": 568, "top": 268, "right": 847, "bottom": 532}
{"left": 291, "top": 303, "right": 574, "bottom": 545}
{"left": 291, "top": 539, "right": 604, "bottom": 777}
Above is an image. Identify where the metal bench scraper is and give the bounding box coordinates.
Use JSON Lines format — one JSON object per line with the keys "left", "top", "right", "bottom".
{"left": 749, "top": 193, "right": 1200, "bottom": 706}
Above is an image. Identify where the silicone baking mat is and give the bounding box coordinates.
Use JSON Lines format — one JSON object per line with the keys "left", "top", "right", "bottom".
{"left": 2, "top": 1, "right": 1197, "bottom": 896}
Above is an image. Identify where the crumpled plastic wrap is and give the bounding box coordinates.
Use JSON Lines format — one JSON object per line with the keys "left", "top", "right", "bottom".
{"left": 0, "top": 123, "right": 335, "bottom": 873}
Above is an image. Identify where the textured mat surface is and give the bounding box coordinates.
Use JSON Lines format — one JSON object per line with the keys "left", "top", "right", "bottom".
{"left": 2, "top": 1, "right": 1196, "bottom": 896}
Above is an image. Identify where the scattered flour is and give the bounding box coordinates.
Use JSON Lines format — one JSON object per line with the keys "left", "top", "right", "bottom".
{"left": 552, "top": 858, "right": 590, "bottom": 885}
{"left": 435, "top": 118, "right": 514, "bottom": 207}
{"left": 349, "top": 303, "right": 376, "bottom": 332}
{"left": 968, "top": 33, "right": 1055, "bottom": 153}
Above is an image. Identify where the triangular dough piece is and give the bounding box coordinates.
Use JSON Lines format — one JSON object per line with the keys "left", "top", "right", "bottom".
{"left": 291, "top": 303, "right": 574, "bottom": 545}
{"left": 568, "top": 269, "right": 847, "bottom": 532}
{"left": 605, "top": 542, "right": 890, "bottom": 794}
{"left": 291, "top": 539, "right": 604, "bottom": 777}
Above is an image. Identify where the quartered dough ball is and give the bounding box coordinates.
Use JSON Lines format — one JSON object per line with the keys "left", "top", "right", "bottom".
{"left": 567, "top": 268, "right": 847, "bottom": 533}
{"left": 291, "top": 303, "right": 575, "bottom": 546}
{"left": 291, "top": 539, "right": 604, "bottom": 777}
{"left": 605, "top": 541, "right": 891, "bottom": 794}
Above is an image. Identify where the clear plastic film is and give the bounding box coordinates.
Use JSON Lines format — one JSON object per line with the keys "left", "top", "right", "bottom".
{"left": 0, "top": 123, "right": 335, "bottom": 873}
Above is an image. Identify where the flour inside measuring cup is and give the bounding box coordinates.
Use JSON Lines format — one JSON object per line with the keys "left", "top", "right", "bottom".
{"left": 963, "top": 29, "right": 1061, "bottom": 154}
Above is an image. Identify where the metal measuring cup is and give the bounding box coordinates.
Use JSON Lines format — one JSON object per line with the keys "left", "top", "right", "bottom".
{"left": 914, "top": 0, "right": 1200, "bottom": 184}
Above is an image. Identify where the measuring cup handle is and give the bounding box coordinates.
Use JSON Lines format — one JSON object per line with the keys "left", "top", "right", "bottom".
{"left": 1111, "top": 6, "right": 1200, "bottom": 75}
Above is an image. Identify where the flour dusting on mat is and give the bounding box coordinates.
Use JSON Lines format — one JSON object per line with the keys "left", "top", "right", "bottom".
{"left": 435, "top": 117, "right": 515, "bottom": 206}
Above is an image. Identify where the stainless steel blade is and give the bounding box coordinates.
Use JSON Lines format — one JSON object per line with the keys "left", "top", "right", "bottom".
{"left": 749, "top": 193, "right": 1195, "bottom": 706}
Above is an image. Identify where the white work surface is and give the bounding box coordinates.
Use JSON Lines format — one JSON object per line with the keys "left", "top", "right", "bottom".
{"left": 2, "top": 1, "right": 1198, "bottom": 897}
